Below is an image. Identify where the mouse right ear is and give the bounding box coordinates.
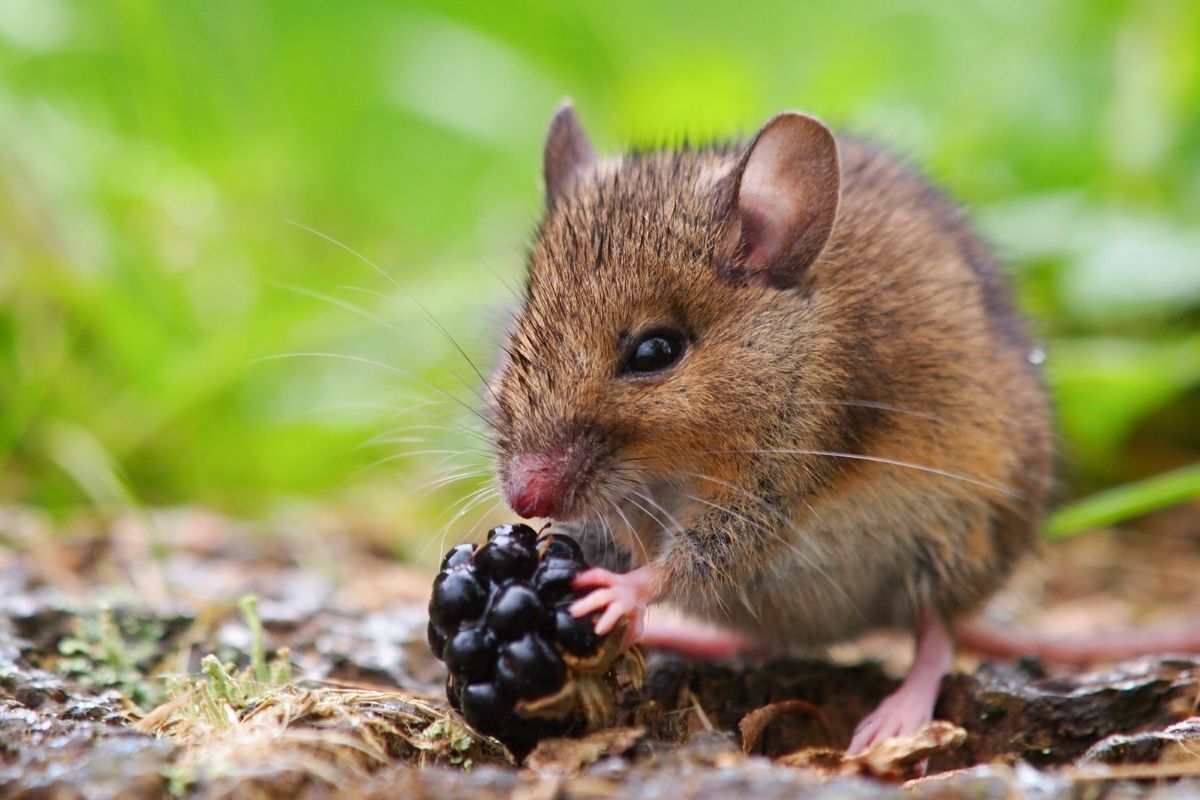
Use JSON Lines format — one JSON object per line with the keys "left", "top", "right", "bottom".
{"left": 543, "top": 101, "right": 596, "bottom": 210}
{"left": 714, "top": 113, "right": 841, "bottom": 289}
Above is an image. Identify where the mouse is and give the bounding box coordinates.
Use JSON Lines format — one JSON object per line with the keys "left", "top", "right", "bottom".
{"left": 482, "top": 102, "right": 1192, "bottom": 753}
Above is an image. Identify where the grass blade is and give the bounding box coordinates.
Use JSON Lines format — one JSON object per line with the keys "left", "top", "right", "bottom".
{"left": 1045, "top": 462, "right": 1200, "bottom": 539}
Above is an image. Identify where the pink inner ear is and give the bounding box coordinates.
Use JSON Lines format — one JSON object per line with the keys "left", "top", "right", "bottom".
{"left": 740, "top": 133, "right": 802, "bottom": 267}
{"left": 738, "top": 190, "right": 788, "bottom": 268}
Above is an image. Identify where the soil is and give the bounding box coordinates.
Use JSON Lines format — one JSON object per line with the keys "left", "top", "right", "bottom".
{"left": 1, "top": 504, "right": 1199, "bottom": 798}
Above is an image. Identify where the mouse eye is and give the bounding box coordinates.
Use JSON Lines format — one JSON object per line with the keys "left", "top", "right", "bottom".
{"left": 623, "top": 329, "right": 686, "bottom": 376}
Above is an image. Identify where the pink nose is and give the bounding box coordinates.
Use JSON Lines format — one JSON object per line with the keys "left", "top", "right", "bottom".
{"left": 506, "top": 455, "right": 570, "bottom": 519}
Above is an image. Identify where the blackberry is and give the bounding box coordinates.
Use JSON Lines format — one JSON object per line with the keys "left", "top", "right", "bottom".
{"left": 443, "top": 626, "right": 494, "bottom": 682}
{"left": 487, "top": 584, "right": 543, "bottom": 641}
{"left": 426, "top": 524, "right": 644, "bottom": 759}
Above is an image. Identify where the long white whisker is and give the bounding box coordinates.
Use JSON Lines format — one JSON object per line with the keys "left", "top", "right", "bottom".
{"left": 431, "top": 485, "right": 501, "bottom": 557}
{"left": 649, "top": 448, "right": 1019, "bottom": 499}
{"left": 793, "top": 398, "right": 944, "bottom": 423}
{"left": 270, "top": 280, "right": 406, "bottom": 337}
{"left": 420, "top": 484, "right": 497, "bottom": 563}
{"left": 606, "top": 497, "right": 650, "bottom": 566}
{"left": 364, "top": 422, "right": 494, "bottom": 448}
{"left": 336, "top": 283, "right": 501, "bottom": 410}
{"left": 285, "top": 218, "right": 404, "bottom": 291}
{"left": 255, "top": 351, "right": 494, "bottom": 430}
{"left": 409, "top": 468, "right": 493, "bottom": 497}
{"left": 626, "top": 490, "right": 677, "bottom": 544}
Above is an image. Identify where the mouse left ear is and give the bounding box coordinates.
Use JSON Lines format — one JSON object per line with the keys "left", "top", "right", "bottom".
{"left": 543, "top": 100, "right": 596, "bottom": 210}
{"left": 714, "top": 113, "right": 840, "bottom": 288}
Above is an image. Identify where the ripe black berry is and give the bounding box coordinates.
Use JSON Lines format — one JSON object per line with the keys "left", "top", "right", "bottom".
{"left": 440, "top": 543, "right": 475, "bottom": 571}
{"left": 495, "top": 633, "right": 566, "bottom": 701}
{"left": 460, "top": 682, "right": 514, "bottom": 738}
{"left": 427, "top": 620, "right": 447, "bottom": 659}
{"left": 552, "top": 605, "right": 601, "bottom": 656}
{"left": 474, "top": 535, "right": 537, "bottom": 582}
{"left": 488, "top": 522, "right": 538, "bottom": 547}
{"left": 443, "top": 626, "right": 494, "bottom": 683}
{"left": 446, "top": 675, "right": 464, "bottom": 712}
{"left": 532, "top": 556, "right": 581, "bottom": 602}
{"left": 427, "top": 526, "right": 631, "bottom": 759}
{"left": 429, "top": 568, "right": 486, "bottom": 629}
{"left": 487, "top": 584, "right": 543, "bottom": 641}
{"left": 539, "top": 533, "right": 584, "bottom": 562}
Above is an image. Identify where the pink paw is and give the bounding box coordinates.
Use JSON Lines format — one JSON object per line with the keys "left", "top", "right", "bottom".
{"left": 848, "top": 686, "right": 935, "bottom": 754}
{"left": 570, "top": 566, "right": 660, "bottom": 646}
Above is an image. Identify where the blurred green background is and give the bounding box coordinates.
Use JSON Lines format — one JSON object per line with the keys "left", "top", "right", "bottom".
{"left": 1, "top": 1, "right": 1198, "bottom": 548}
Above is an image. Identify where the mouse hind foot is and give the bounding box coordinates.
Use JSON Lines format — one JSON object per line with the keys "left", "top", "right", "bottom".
{"left": 849, "top": 610, "right": 953, "bottom": 754}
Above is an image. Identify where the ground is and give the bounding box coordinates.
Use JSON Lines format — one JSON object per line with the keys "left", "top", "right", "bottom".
{"left": 1, "top": 505, "right": 1199, "bottom": 798}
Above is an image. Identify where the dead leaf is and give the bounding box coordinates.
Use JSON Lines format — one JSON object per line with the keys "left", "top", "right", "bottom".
{"left": 738, "top": 699, "right": 831, "bottom": 755}
{"left": 776, "top": 747, "right": 846, "bottom": 777}
{"left": 848, "top": 721, "right": 966, "bottom": 778}
{"left": 524, "top": 727, "right": 646, "bottom": 776}
{"left": 778, "top": 721, "right": 967, "bottom": 781}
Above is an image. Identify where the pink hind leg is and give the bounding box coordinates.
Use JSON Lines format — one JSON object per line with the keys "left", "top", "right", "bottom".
{"left": 640, "top": 615, "right": 755, "bottom": 661}
{"left": 849, "top": 611, "right": 953, "bottom": 754}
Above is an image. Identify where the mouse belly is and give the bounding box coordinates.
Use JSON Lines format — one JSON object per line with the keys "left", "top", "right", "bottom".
{"left": 671, "top": 504, "right": 1016, "bottom": 651}
{"left": 676, "top": 542, "right": 914, "bottom": 650}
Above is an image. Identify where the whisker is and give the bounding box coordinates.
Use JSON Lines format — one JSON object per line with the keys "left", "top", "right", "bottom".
{"left": 291, "top": 399, "right": 447, "bottom": 418}
{"left": 793, "top": 398, "right": 944, "bottom": 423}
{"left": 587, "top": 505, "right": 618, "bottom": 569}
{"left": 411, "top": 294, "right": 501, "bottom": 410}
{"left": 284, "top": 218, "right": 404, "bottom": 291}
{"left": 605, "top": 496, "right": 650, "bottom": 566}
{"left": 629, "top": 448, "right": 1018, "bottom": 500}
{"left": 626, "top": 490, "right": 678, "bottom": 543}
{"left": 255, "top": 351, "right": 494, "bottom": 431}
{"left": 468, "top": 499, "right": 504, "bottom": 543}
{"left": 270, "top": 280, "right": 406, "bottom": 337}
{"left": 337, "top": 283, "right": 499, "bottom": 410}
{"left": 484, "top": 264, "right": 523, "bottom": 302}
{"left": 408, "top": 467, "right": 494, "bottom": 497}
{"left": 419, "top": 484, "right": 496, "bottom": 563}
{"left": 366, "top": 446, "right": 492, "bottom": 461}
{"left": 283, "top": 219, "right": 503, "bottom": 416}
{"left": 364, "top": 421, "right": 494, "bottom": 448}
{"left": 776, "top": 449, "right": 1020, "bottom": 499}
{"left": 431, "top": 485, "right": 502, "bottom": 558}
{"left": 600, "top": 510, "right": 619, "bottom": 568}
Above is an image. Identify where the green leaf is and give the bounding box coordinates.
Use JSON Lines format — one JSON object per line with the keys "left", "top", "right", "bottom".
{"left": 1046, "top": 463, "right": 1200, "bottom": 539}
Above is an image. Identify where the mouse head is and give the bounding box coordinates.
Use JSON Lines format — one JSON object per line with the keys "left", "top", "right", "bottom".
{"left": 490, "top": 103, "right": 841, "bottom": 523}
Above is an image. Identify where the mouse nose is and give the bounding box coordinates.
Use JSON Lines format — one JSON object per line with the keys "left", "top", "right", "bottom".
{"left": 505, "top": 453, "right": 571, "bottom": 519}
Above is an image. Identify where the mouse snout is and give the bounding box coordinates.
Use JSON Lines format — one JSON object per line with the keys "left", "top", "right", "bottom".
{"left": 508, "top": 472, "right": 566, "bottom": 519}
{"left": 504, "top": 450, "right": 580, "bottom": 520}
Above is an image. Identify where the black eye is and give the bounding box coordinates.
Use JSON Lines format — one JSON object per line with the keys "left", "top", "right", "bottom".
{"left": 623, "top": 329, "right": 686, "bottom": 375}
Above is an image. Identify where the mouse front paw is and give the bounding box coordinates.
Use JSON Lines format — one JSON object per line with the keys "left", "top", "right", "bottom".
{"left": 569, "top": 565, "right": 662, "bottom": 646}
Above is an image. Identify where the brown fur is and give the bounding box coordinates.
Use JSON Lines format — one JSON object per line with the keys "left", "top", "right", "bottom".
{"left": 488, "top": 115, "right": 1053, "bottom": 651}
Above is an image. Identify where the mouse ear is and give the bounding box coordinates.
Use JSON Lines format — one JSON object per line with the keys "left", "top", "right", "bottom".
{"left": 714, "top": 113, "right": 840, "bottom": 288}
{"left": 543, "top": 101, "right": 596, "bottom": 210}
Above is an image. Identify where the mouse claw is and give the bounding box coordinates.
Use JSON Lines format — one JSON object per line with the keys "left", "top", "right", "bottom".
{"left": 570, "top": 565, "right": 661, "bottom": 646}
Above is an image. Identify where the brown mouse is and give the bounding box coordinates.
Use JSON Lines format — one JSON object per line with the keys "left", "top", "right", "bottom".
{"left": 482, "top": 103, "right": 1186, "bottom": 752}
